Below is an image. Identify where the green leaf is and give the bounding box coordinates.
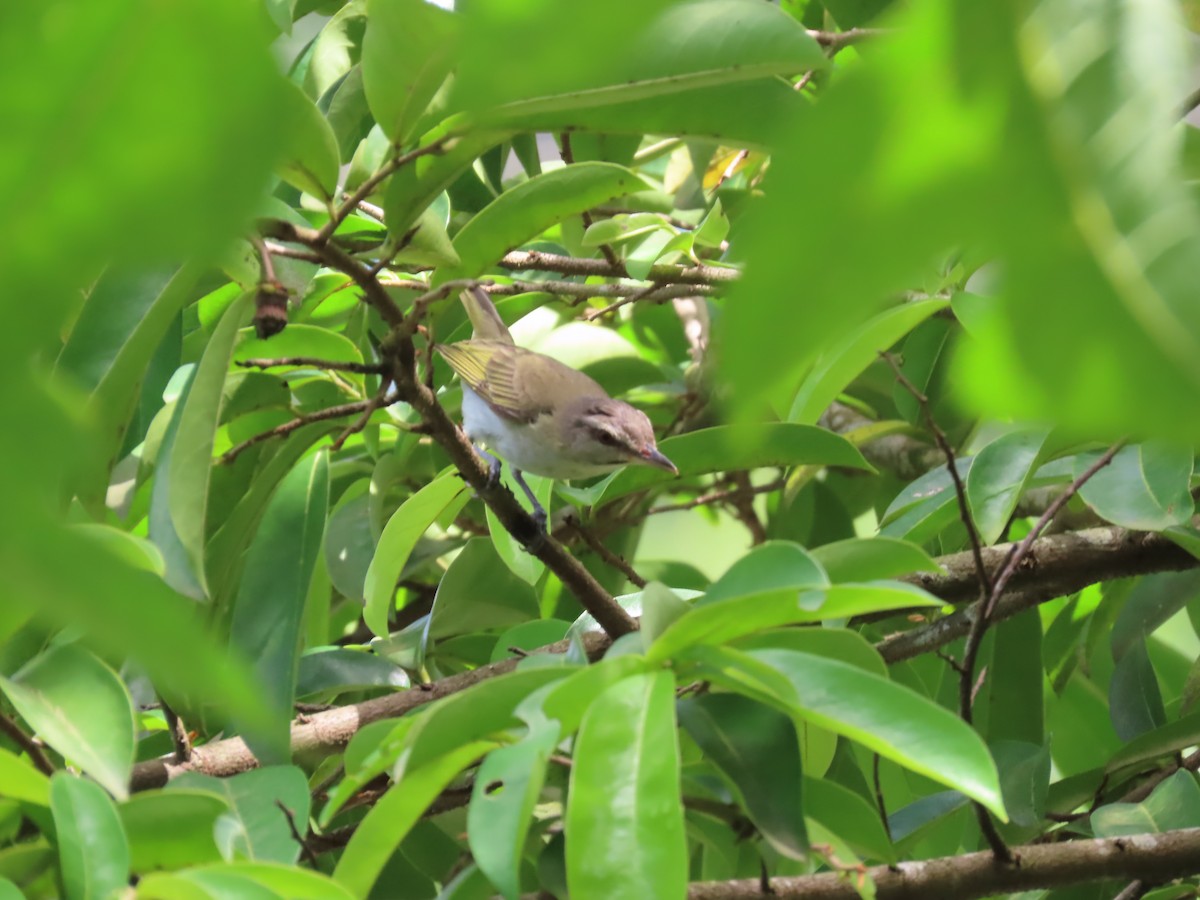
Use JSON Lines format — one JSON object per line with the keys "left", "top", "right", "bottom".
{"left": 232, "top": 325, "right": 365, "bottom": 373}
{"left": 0, "top": 746, "right": 50, "bottom": 805}
{"left": 679, "top": 693, "right": 807, "bottom": 858}
{"left": 56, "top": 264, "right": 201, "bottom": 511}
{"left": 1077, "top": 443, "right": 1194, "bottom": 532}
{"left": 991, "top": 740, "right": 1051, "bottom": 829}
{"left": 694, "top": 645, "right": 1006, "bottom": 817}
{"left": 334, "top": 741, "right": 497, "bottom": 897}
{"left": 1108, "top": 637, "right": 1166, "bottom": 742}
{"left": 229, "top": 450, "right": 329, "bottom": 762}
{"left": 597, "top": 424, "right": 872, "bottom": 507}
{"left": 703, "top": 542, "right": 828, "bottom": 605}
{"left": 296, "top": 647, "right": 410, "bottom": 698}
{"left": 486, "top": 471, "right": 551, "bottom": 585}
{"left": 362, "top": 0, "right": 458, "bottom": 142}
{"left": 566, "top": 671, "right": 686, "bottom": 900}
{"left": 155, "top": 291, "right": 253, "bottom": 598}
{"left": 435, "top": 162, "right": 650, "bottom": 284}
{"left": 426, "top": 538, "right": 540, "bottom": 641}
{"left": 51, "top": 774, "right": 130, "bottom": 900}
{"left": 0, "top": 644, "right": 135, "bottom": 800}
{"left": 1092, "top": 770, "right": 1200, "bottom": 837}
{"left": 454, "top": 0, "right": 825, "bottom": 122}
{"left": 120, "top": 789, "right": 228, "bottom": 872}
{"left": 809, "top": 537, "right": 941, "bottom": 583}
{"left": 648, "top": 582, "right": 938, "bottom": 663}
{"left": 277, "top": 81, "right": 340, "bottom": 200}
{"left": 966, "top": 428, "right": 1051, "bottom": 545}
{"left": 734, "top": 627, "right": 888, "bottom": 679}
{"left": 363, "top": 470, "right": 470, "bottom": 637}
{"left": 468, "top": 722, "right": 561, "bottom": 900}
{"left": 384, "top": 130, "right": 506, "bottom": 238}
{"left": 788, "top": 299, "right": 949, "bottom": 425}
{"left": 528, "top": 654, "right": 653, "bottom": 736}
{"left": 983, "top": 611, "right": 1044, "bottom": 746}
{"left": 1112, "top": 571, "right": 1200, "bottom": 661}
{"left": 803, "top": 777, "right": 895, "bottom": 863}
{"left": 639, "top": 582, "right": 692, "bottom": 645}
{"left": 140, "top": 862, "right": 357, "bottom": 900}
{"left": 172, "top": 767, "right": 310, "bottom": 865}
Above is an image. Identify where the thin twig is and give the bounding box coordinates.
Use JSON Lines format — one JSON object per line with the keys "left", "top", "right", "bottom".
{"left": 237, "top": 357, "right": 387, "bottom": 375}
{"left": 219, "top": 400, "right": 373, "bottom": 464}
{"left": 331, "top": 383, "right": 394, "bottom": 451}
{"left": 0, "top": 711, "right": 54, "bottom": 776}
{"left": 807, "top": 27, "right": 890, "bottom": 53}
{"left": 498, "top": 249, "right": 738, "bottom": 284}
{"left": 1112, "top": 880, "right": 1150, "bottom": 900}
{"left": 276, "top": 800, "right": 321, "bottom": 868}
{"left": 319, "top": 137, "right": 450, "bottom": 243}
{"left": 872, "top": 754, "right": 891, "bottom": 842}
{"left": 582, "top": 281, "right": 668, "bottom": 319}
{"left": 161, "top": 698, "right": 192, "bottom": 764}
{"left": 649, "top": 478, "right": 787, "bottom": 514}
{"left": 564, "top": 515, "right": 647, "bottom": 588}
{"left": 262, "top": 240, "right": 323, "bottom": 263}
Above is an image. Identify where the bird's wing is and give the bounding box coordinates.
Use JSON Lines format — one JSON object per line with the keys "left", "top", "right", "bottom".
{"left": 437, "top": 340, "right": 607, "bottom": 424}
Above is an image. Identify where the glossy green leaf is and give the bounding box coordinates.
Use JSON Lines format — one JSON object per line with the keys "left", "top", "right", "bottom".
{"left": 1077, "top": 443, "right": 1194, "bottom": 532}
{"left": 277, "top": 81, "right": 340, "bottom": 200}
{"left": 139, "top": 862, "right": 356, "bottom": 900}
{"left": 648, "top": 582, "right": 938, "bottom": 663}
{"left": 878, "top": 458, "right": 975, "bottom": 543}
{"left": 232, "top": 325, "right": 365, "bottom": 373}
{"left": 789, "top": 299, "right": 949, "bottom": 425}
{"left": 566, "top": 671, "right": 686, "bottom": 900}
{"left": 486, "top": 470, "right": 551, "bottom": 585}
{"left": 157, "top": 291, "right": 253, "bottom": 598}
{"left": 0, "top": 746, "right": 49, "bottom": 805}
{"left": 803, "top": 777, "right": 895, "bottom": 863}
{"left": 363, "top": 470, "right": 470, "bottom": 638}
{"left": 527, "top": 654, "right": 653, "bottom": 736}
{"left": 454, "top": 0, "right": 824, "bottom": 121}
{"left": 51, "top": 773, "right": 130, "bottom": 900}
{"left": 426, "top": 538, "right": 540, "bottom": 641}
{"left": 56, "top": 264, "right": 202, "bottom": 511}
{"left": 734, "top": 627, "right": 888, "bottom": 679}
{"left": 120, "top": 789, "right": 228, "bottom": 872}
{"left": 598, "top": 424, "right": 872, "bottom": 507}
{"left": 703, "top": 542, "right": 828, "bottom": 605}
{"left": 362, "top": 0, "right": 458, "bottom": 142}
{"left": 678, "top": 693, "right": 807, "bottom": 858}
{"left": 809, "top": 536, "right": 941, "bottom": 583}
{"left": 172, "top": 767, "right": 310, "bottom": 865}
{"left": 435, "top": 163, "right": 650, "bottom": 284}
{"left": 1092, "top": 770, "right": 1200, "bottom": 838}
{"left": 468, "top": 721, "right": 561, "bottom": 900}
{"left": 334, "top": 740, "right": 496, "bottom": 897}
{"left": 693, "top": 645, "right": 1006, "bottom": 817}
{"left": 230, "top": 450, "right": 329, "bottom": 762}
{"left": 966, "top": 428, "right": 1051, "bottom": 544}
{"left": 0, "top": 644, "right": 135, "bottom": 800}
{"left": 295, "top": 647, "right": 410, "bottom": 698}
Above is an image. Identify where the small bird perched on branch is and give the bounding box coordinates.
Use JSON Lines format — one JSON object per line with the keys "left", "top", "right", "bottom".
{"left": 436, "top": 287, "right": 677, "bottom": 529}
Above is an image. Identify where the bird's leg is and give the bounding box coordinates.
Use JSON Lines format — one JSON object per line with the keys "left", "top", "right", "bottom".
{"left": 475, "top": 447, "right": 502, "bottom": 488}
{"left": 512, "top": 468, "right": 548, "bottom": 538}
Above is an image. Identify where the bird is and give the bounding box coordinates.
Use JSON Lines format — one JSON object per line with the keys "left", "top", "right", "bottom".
{"left": 435, "top": 287, "right": 677, "bottom": 530}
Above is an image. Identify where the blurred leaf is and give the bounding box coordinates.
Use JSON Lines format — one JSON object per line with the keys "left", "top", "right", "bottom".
{"left": 173, "top": 766, "right": 310, "bottom": 865}
{"left": 362, "top": 0, "right": 458, "bottom": 142}
{"left": 966, "top": 428, "right": 1051, "bottom": 545}
{"left": 56, "top": 264, "right": 202, "bottom": 511}
{"left": 468, "top": 721, "right": 561, "bottom": 900}
{"left": 598, "top": 424, "right": 872, "bottom": 507}
{"left": 679, "top": 693, "right": 807, "bottom": 858}
{"left": 51, "top": 774, "right": 130, "bottom": 900}
{"left": 566, "top": 671, "right": 686, "bottom": 900}
{"left": 333, "top": 740, "right": 497, "bottom": 897}
{"left": 810, "top": 537, "right": 940, "bottom": 583}
{"left": 1092, "top": 769, "right": 1200, "bottom": 837}
{"left": 789, "top": 299, "right": 949, "bottom": 425}
{"left": 1109, "top": 637, "right": 1166, "bottom": 742}
{"left": 230, "top": 450, "right": 329, "bottom": 762}
{"left": 435, "top": 163, "right": 650, "bottom": 284}
{"left": 120, "top": 789, "right": 228, "bottom": 872}
{"left": 0, "top": 644, "right": 135, "bottom": 800}
{"left": 454, "top": 0, "right": 824, "bottom": 121}
{"left": 277, "top": 81, "right": 340, "bottom": 200}
{"left": 139, "top": 862, "right": 356, "bottom": 899}
{"left": 0, "top": 747, "right": 50, "bottom": 806}
{"left": 364, "top": 470, "right": 469, "bottom": 638}
{"left": 303, "top": 0, "right": 367, "bottom": 100}
{"left": 1078, "top": 443, "right": 1194, "bottom": 532}
{"left": 693, "top": 645, "right": 1006, "bottom": 817}
{"left": 296, "top": 647, "right": 410, "bottom": 698}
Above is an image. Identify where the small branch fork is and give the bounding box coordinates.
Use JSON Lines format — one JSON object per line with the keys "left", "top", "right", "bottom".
{"left": 0, "top": 711, "right": 54, "bottom": 776}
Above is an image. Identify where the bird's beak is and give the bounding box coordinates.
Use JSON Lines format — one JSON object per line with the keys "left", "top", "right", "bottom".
{"left": 641, "top": 446, "right": 678, "bottom": 474}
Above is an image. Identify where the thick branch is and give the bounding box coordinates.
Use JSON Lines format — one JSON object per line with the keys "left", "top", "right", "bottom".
{"left": 687, "top": 828, "right": 1200, "bottom": 900}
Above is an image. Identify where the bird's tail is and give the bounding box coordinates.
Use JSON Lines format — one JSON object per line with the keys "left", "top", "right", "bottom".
{"left": 460, "top": 286, "right": 514, "bottom": 343}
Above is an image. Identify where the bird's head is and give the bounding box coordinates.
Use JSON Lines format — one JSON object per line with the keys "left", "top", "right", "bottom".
{"left": 560, "top": 397, "right": 678, "bottom": 475}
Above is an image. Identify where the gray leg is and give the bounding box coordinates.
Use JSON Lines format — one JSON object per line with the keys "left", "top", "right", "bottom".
{"left": 512, "top": 468, "right": 548, "bottom": 534}
{"left": 476, "top": 447, "right": 502, "bottom": 487}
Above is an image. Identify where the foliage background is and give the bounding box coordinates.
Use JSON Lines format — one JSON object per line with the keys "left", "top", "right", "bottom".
{"left": 6, "top": 0, "right": 1200, "bottom": 898}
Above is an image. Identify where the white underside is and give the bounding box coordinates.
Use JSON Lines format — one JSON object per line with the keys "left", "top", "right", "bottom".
{"left": 461, "top": 387, "right": 619, "bottom": 480}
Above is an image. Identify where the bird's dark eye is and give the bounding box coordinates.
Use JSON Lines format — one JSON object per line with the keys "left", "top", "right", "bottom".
{"left": 593, "top": 429, "right": 621, "bottom": 447}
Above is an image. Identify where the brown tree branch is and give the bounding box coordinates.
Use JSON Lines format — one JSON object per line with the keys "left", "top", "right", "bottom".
{"left": 686, "top": 828, "right": 1200, "bottom": 900}
{"left": 498, "top": 248, "right": 738, "bottom": 284}
{"left": 0, "top": 711, "right": 54, "bottom": 776}
{"left": 237, "top": 357, "right": 387, "bottom": 375}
